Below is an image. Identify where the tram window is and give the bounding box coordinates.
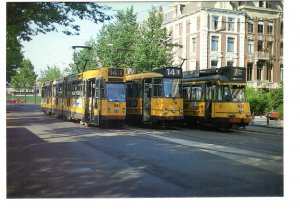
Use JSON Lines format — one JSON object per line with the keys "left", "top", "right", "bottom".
{"left": 191, "top": 86, "right": 203, "bottom": 101}
{"left": 223, "top": 86, "right": 232, "bottom": 101}
{"left": 153, "top": 78, "right": 163, "bottom": 97}
{"left": 163, "top": 79, "right": 181, "bottom": 98}
{"left": 183, "top": 87, "right": 191, "bottom": 100}
{"left": 231, "top": 85, "right": 246, "bottom": 102}
{"left": 206, "top": 85, "right": 217, "bottom": 101}
{"left": 126, "top": 83, "right": 133, "bottom": 97}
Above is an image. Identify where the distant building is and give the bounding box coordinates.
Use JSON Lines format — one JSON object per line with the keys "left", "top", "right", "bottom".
{"left": 6, "top": 82, "right": 41, "bottom": 96}
{"left": 162, "top": 1, "right": 283, "bottom": 89}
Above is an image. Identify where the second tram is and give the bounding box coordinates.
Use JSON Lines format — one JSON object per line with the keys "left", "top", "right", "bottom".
{"left": 126, "top": 67, "right": 184, "bottom": 125}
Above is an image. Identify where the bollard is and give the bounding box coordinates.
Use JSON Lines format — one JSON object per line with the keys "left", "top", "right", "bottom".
{"left": 266, "top": 113, "right": 270, "bottom": 126}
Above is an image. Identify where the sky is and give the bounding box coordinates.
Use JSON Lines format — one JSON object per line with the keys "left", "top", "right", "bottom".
{"left": 21, "top": 1, "right": 172, "bottom": 77}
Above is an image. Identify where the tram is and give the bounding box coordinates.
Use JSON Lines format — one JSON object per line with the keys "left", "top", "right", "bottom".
{"left": 182, "top": 66, "right": 252, "bottom": 128}
{"left": 41, "top": 67, "right": 126, "bottom": 126}
{"left": 125, "top": 67, "right": 184, "bottom": 125}
{"left": 41, "top": 80, "right": 53, "bottom": 115}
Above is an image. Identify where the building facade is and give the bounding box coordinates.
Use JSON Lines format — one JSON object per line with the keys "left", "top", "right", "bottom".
{"left": 162, "top": 1, "right": 283, "bottom": 89}
{"left": 238, "top": 1, "right": 283, "bottom": 89}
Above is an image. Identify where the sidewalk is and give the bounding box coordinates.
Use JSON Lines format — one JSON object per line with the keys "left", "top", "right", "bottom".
{"left": 245, "top": 116, "right": 283, "bottom": 135}
{"left": 250, "top": 116, "right": 283, "bottom": 128}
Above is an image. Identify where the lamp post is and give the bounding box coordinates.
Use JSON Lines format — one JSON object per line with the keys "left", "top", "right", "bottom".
{"left": 34, "top": 74, "right": 38, "bottom": 105}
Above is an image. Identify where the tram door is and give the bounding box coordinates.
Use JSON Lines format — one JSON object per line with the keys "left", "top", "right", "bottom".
{"left": 94, "top": 78, "right": 102, "bottom": 125}
{"left": 205, "top": 83, "right": 214, "bottom": 123}
{"left": 84, "top": 78, "right": 96, "bottom": 123}
{"left": 143, "top": 78, "right": 152, "bottom": 122}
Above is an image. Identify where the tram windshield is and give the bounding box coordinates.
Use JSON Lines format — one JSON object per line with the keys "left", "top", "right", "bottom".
{"left": 231, "top": 85, "right": 246, "bottom": 102}
{"left": 163, "top": 78, "right": 181, "bottom": 98}
{"left": 106, "top": 83, "right": 126, "bottom": 102}
{"left": 219, "top": 85, "right": 246, "bottom": 102}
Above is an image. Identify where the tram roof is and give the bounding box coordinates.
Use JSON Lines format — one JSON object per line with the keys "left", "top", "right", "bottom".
{"left": 182, "top": 74, "right": 247, "bottom": 85}
{"left": 126, "top": 72, "right": 163, "bottom": 81}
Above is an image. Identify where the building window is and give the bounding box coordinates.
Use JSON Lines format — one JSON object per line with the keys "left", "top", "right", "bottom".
{"left": 248, "top": 22, "right": 254, "bottom": 33}
{"left": 211, "top": 60, "right": 218, "bottom": 68}
{"left": 227, "top": 61, "right": 233, "bottom": 66}
{"left": 267, "top": 23, "right": 273, "bottom": 35}
{"left": 258, "top": 22, "right": 264, "bottom": 34}
{"left": 267, "top": 63, "right": 272, "bottom": 82}
{"left": 267, "top": 41, "right": 273, "bottom": 54}
{"left": 212, "top": 16, "right": 219, "bottom": 30}
{"left": 257, "top": 40, "right": 264, "bottom": 51}
{"left": 257, "top": 63, "right": 263, "bottom": 80}
{"left": 281, "top": 22, "right": 283, "bottom": 35}
{"left": 191, "top": 37, "right": 196, "bottom": 53}
{"left": 227, "top": 37, "right": 235, "bottom": 52}
{"left": 248, "top": 40, "right": 254, "bottom": 54}
{"left": 280, "top": 42, "right": 283, "bottom": 56}
{"left": 247, "top": 63, "right": 253, "bottom": 81}
{"left": 228, "top": 17, "right": 235, "bottom": 31}
{"left": 211, "top": 36, "right": 219, "bottom": 51}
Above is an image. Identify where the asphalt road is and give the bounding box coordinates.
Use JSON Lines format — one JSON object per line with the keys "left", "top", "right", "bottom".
{"left": 6, "top": 103, "right": 283, "bottom": 198}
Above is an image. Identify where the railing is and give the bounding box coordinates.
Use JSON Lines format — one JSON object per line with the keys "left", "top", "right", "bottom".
{"left": 255, "top": 51, "right": 272, "bottom": 60}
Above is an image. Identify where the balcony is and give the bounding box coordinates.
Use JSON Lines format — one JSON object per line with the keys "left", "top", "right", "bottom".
{"left": 255, "top": 51, "right": 272, "bottom": 61}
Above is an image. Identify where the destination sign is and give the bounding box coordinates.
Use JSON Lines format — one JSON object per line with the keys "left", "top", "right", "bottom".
{"left": 108, "top": 68, "right": 124, "bottom": 77}
{"left": 153, "top": 67, "right": 182, "bottom": 78}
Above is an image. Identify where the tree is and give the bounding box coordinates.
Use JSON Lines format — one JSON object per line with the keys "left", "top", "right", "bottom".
{"left": 134, "top": 7, "right": 173, "bottom": 72}
{"left": 93, "top": 6, "right": 173, "bottom": 72}
{"left": 11, "top": 59, "right": 36, "bottom": 103}
{"left": 39, "top": 65, "right": 64, "bottom": 83}
{"left": 6, "top": 2, "right": 112, "bottom": 82}
{"left": 246, "top": 85, "right": 284, "bottom": 118}
{"left": 96, "top": 7, "right": 140, "bottom": 68}
{"left": 69, "top": 39, "right": 100, "bottom": 74}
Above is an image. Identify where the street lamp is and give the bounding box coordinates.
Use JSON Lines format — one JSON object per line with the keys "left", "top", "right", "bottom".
{"left": 34, "top": 74, "right": 38, "bottom": 105}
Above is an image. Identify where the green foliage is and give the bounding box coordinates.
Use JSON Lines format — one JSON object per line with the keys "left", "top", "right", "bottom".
{"left": 39, "top": 65, "right": 64, "bottom": 83}
{"left": 96, "top": 7, "right": 140, "bottom": 68}
{"left": 246, "top": 85, "right": 284, "bottom": 118}
{"left": 6, "top": 36, "right": 24, "bottom": 82}
{"left": 6, "top": 2, "right": 112, "bottom": 82}
{"left": 86, "top": 6, "right": 173, "bottom": 72}
{"left": 11, "top": 59, "right": 37, "bottom": 103}
{"left": 134, "top": 7, "right": 173, "bottom": 72}
{"left": 69, "top": 40, "right": 100, "bottom": 74}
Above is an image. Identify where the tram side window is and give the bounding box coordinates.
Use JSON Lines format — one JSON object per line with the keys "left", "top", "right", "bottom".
{"left": 206, "top": 84, "right": 217, "bottom": 101}
{"left": 191, "top": 86, "right": 203, "bottom": 101}
{"left": 126, "top": 83, "right": 133, "bottom": 98}
{"left": 129, "top": 80, "right": 141, "bottom": 98}
{"left": 100, "top": 82, "right": 106, "bottom": 99}
{"left": 183, "top": 86, "right": 191, "bottom": 100}
{"left": 153, "top": 78, "right": 163, "bottom": 97}
{"left": 223, "top": 86, "right": 232, "bottom": 101}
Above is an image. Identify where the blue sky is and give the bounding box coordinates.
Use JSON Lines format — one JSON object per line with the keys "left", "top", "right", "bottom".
{"left": 21, "top": 2, "right": 171, "bottom": 76}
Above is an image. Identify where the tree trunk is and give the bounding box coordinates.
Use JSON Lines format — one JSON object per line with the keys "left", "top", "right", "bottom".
{"left": 24, "top": 89, "right": 27, "bottom": 103}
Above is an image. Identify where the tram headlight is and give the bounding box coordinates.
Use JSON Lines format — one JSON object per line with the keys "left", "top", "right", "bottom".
{"left": 228, "top": 113, "right": 235, "bottom": 118}
{"left": 179, "top": 107, "right": 183, "bottom": 114}
{"left": 172, "top": 109, "right": 176, "bottom": 113}
{"left": 239, "top": 109, "right": 244, "bottom": 114}
{"left": 122, "top": 108, "right": 125, "bottom": 113}
{"left": 114, "top": 108, "right": 119, "bottom": 112}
